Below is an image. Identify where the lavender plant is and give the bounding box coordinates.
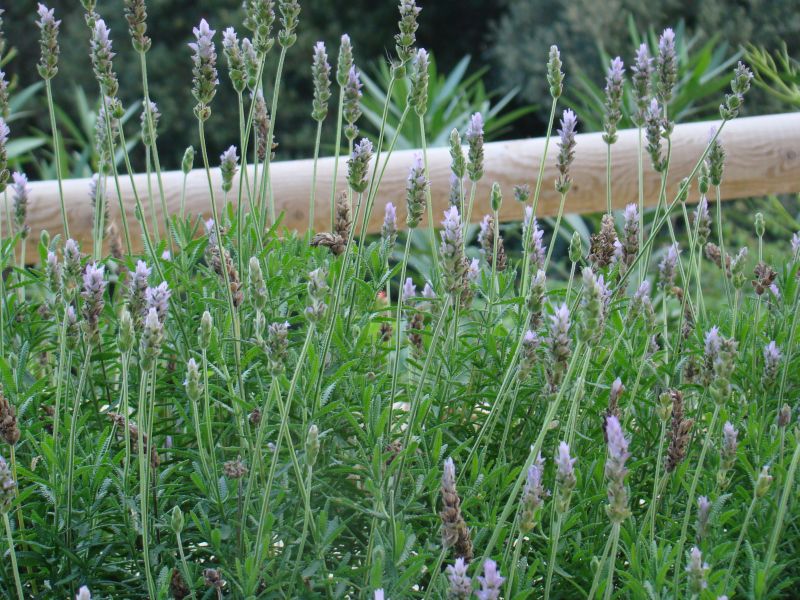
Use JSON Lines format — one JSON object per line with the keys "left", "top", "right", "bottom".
{"left": 0, "top": 3, "right": 797, "bottom": 600}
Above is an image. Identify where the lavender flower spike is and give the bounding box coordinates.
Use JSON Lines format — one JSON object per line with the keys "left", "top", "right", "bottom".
{"left": 145, "top": 281, "right": 171, "bottom": 323}
{"left": 631, "top": 43, "right": 653, "bottom": 124}
{"left": 190, "top": 18, "right": 219, "bottom": 119}
{"left": 465, "top": 112, "right": 484, "bottom": 182}
{"left": 604, "top": 415, "right": 631, "bottom": 523}
{"left": 343, "top": 66, "right": 363, "bottom": 141}
{"left": 657, "top": 27, "right": 677, "bottom": 104}
{"left": 37, "top": 4, "right": 61, "bottom": 80}
{"left": 446, "top": 557, "right": 472, "bottom": 600}
{"left": 405, "top": 152, "right": 428, "bottom": 227}
{"left": 439, "top": 206, "right": 467, "bottom": 294}
{"left": 403, "top": 277, "right": 417, "bottom": 302}
{"left": 519, "top": 453, "right": 547, "bottom": 532}
{"left": 603, "top": 57, "right": 625, "bottom": 144}
{"left": 686, "top": 546, "right": 709, "bottom": 593}
{"left": 91, "top": 19, "right": 119, "bottom": 100}
{"left": 658, "top": 243, "right": 679, "bottom": 291}
{"left": 12, "top": 172, "right": 30, "bottom": 238}
{"left": 476, "top": 559, "right": 504, "bottom": 600}
{"left": 556, "top": 109, "right": 577, "bottom": 194}
{"left": 382, "top": 201, "right": 397, "bottom": 245}
{"left": 311, "top": 41, "right": 332, "bottom": 122}
{"left": 348, "top": 137, "right": 373, "bottom": 194}
{"left": 82, "top": 262, "right": 107, "bottom": 342}
{"left": 76, "top": 585, "right": 92, "bottom": 600}
{"left": 555, "top": 441, "right": 577, "bottom": 512}
{"left": 219, "top": 145, "right": 239, "bottom": 193}
{"left": 696, "top": 495, "right": 711, "bottom": 540}
{"left": 762, "top": 340, "right": 782, "bottom": 387}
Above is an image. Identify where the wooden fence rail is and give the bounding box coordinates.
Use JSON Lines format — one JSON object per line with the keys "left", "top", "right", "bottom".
{"left": 14, "top": 112, "right": 800, "bottom": 254}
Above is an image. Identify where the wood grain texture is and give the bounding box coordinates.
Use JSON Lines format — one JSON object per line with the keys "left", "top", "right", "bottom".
{"left": 14, "top": 112, "right": 800, "bottom": 255}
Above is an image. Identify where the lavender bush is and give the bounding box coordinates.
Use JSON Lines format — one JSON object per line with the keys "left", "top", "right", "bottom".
{"left": 0, "top": 2, "right": 797, "bottom": 599}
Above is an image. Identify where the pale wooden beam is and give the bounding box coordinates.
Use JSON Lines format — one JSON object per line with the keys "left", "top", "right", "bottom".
{"left": 14, "top": 112, "right": 800, "bottom": 255}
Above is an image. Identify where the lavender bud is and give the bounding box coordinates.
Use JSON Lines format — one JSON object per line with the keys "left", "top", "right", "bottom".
{"left": 439, "top": 207, "right": 467, "bottom": 294}
{"left": 778, "top": 404, "right": 792, "bottom": 428}
{"left": 656, "top": 28, "right": 677, "bottom": 105}
{"left": 568, "top": 231, "right": 583, "bottom": 263}
{"left": 347, "top": 138, "right": 373, "bottom": 193}
{"left": 184, "top": 358, "right": 202, "bottom": 402}
{"left": 243, "top": 0, "right": 275, "bottom": 55}
{"left": 219, "top": 145, "right": 239, "bottom": 193}
{"left": 440, "top": 457, "right": 473, "bottom": 561}
{"left": 717, "top": 420, "right": 738, "bottom": 488}
{"left": 730, "top": 246, "right": 748, "bottom": 289}
{"left": 693, "top": 196, "right": 711, "bottom": 245}
{"left": 12, "top": 172, "right": 30, "bottom": 239}
{"left": 81, "top": 263, "right": 107, "bottom": 342}
{"left": 762, "top": 341, "right": 782, "bottom": 388}
{"left": 311, "top": 41, "right": 331, "bottom": 122}
{"left": 336, "top": 34, "right": 353, "bottom": 87}
{"left": 382, "top": 202, "right": 398, "bottom": 246}
{"left": 182, "top": 146, "right": 195, "bottom": 174}
{"left": 449, "top": 128, "right": 466, "bottom": 180}
{"left": 755, "top": 465, "right": 773, "bottom": 497}
{"left": 465, "top": 113, "right": 484, "bottom": 182}
{"left": 402, "top": 277, "right": 417, "bottom": 303}
{"left": 526, "top": 269, "right": 547, "bottom": 321}
{"left": 696, "top": 495, "right": 711, "bottom": 541}
{"left": 0, "top": 455, "right": 16, "bottom": 513}
{"left": 446, "top": 558, "right": 472, "bottom": 600}
{"left": 621, "top": 203, "right": 639, "bottom": 265}
{"left": 63, "top": 238, "right": 83, "bottom": 299}
{"left": 410, "top": 48, "right": 429, "bottom": 115}
{"left": 200, "top": 310, "right": 213, "bottom": 349}
{"left": 36, "top": 4, "right": 61, "bottom": 80}
{"left": 139, "top": 307, "right": 164, "bottom": 371}
{"left": 547, "top": 303, "right": 572, "bottom": 387}
{"left": 0, "top": 70, "right": 8, "bottom": 119}
{"left": 124, "top": 0, "right": 150, "bottom": 52}
{"left": 629, "top": 280, "right": 655, "bottom": 327}
{"left": 476, "top": 559, "right": 504, "bottom": 600}
{"left": 406, "top": 153, "right": 428, "bottom": 228}
{"left": 547, "top": 45, "right": 564, "bottom": 99}
{"left": 306, "top": 268, "right": 329, "bottom": 322}
{"left": 631, "top": 43, "right": 653, "bottom": 125}
{"left": 720, "top": 62, "right": 753, "bottom": 120}
{"left": 65, "top": 305, "right": 80, "bottom": 350}
{"left": 277, "top": 0, "right": 301, "bottom": 49}
{"left": 603, "top": 57, "right": 625, "bottom": 144}
{"left": 706, "top": 129, "right": 725, "bottom": 187}
{"left": 519, "top": 453, "right": 547, "bottom": 532}
{"left": 555, "top": 109, "right": 577, "bottom": 194}
{"left": 140, "top": 100, "right": 160, "bottom": 147}
{"left": 118, "top": 308, "right": 135, "bottom": 353}
{"left": 754, "top": 212, "right": 765, "bottom": 238}
{"left": 579, "top": 267, "right": 610, "bottom": 342}
{"left": 248, "top": 256, "right": 268, "bottom": 311}
{"left": 46, "top": 250, "right": 63, "bottom": 296}
{"left": 241, "top": 38, "right": 259, "bottom": 90}
{"left": 686, "top": 547, "right": 709, "bottom": 594}
{"left": 343, "top": 66, "right": 363, "bottom": 141}
{"left": 555, "top": 441, "right": 577, "bottom": 513}
{"left": 645, "top": 98, "right": 666, "bottom": 172}
{"left": 306, "top": 423, "right": 319, "bottom": 467}
{"left": 518, "top": 330, "right": 540, "bottom": 380}
{"left": 170, "top": 505, "right": 184, "bottom": 534}
{"left": 448, "top": 173, "right": 461, "bottom": 208}
{"left": 189, "top": 19, "right": 219, "bottom": 120}
{"left": 394, "top": 0, "right": 421, "bottom": 70}
{"left": 658, "top": 243, "right": 679, "bottom": 291}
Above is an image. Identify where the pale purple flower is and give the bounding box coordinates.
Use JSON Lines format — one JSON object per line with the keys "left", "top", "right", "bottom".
{"left": 76, "top": 586, "right": 92, "bottom": 600}
{"left": 791, "top": 232, "right": 800, "bottom": 258}
{"left": 82, "top": 263, "right": 107, "bottom": 340}
{"left": 466, "top": 258, "right": 480, "bottom": 283}
{"left": 0, "top": 118, "right": 9, "bottom": 147}
{"left": 145, "top": 281, "right": 171, "bottom": 323}
{"left": 621, "top": 203, "right": 639, "bottom": 262}
{"left": 191, "top": 19, "right": 216, "bottom": 60}
{"left": 722, "top": 421, "right": 738, "bottom": 458}
{"left": 190, "top": 19, "right": 219, "bottom": 112}
{"left": 36, "top": 4, "right": 61, "bottom": 80}
{"left": 603, "top": 57, "right": 625, "bottom": 144}
{"left": 694, "top": 196, "right": 711, "bottom": 243}
{"left": 523, "top": 207, "right": 547, "bottom": 271}
{"left": 658, "top": 243, "right": 679, "bottom": 290}
{"left": 548, "top": 303, "right": 572, "bottom": 365}
{"left": 579, "top": 267, "right": 610, "bottom": 340}
{"left": 422, "top": 282, "right": 436, "bottom": 300}
{"left": 347, "top": 138, "right": 373, "bottom": 194}
{"left": 475, "top": 559, "right": 504, "bottom": 600}
{"left": 382, "top": 201, "right": 397, "bottom": 243}
{"left": 446, "top": 557, "right": 472, "bottom": 599}
{"left": 604, "top": 415, "right": 630, "bottom": 522}
{"left": 312, "top": 41, "right": 332, "bottom": 121}
{"left": 440, "top": 206, "right": 466, "bottom": 293}
{"left": 555, "top": 440, "right": 577, "bottom": 512}
{"left": 645, "top": 98, "right": 665, "bottom": 171}
{"left": 374, "top": 589, "right": 385, "bottom": 600}
{"left": 12, "top": 171, "right": 30, "bottom": 235}
{"left": 161, "top": 250, "right": 171, "bottom": 261}
{"left": 343, "top": 66, "right": 363, "bottom": 139}
{"left": 403, "top": 277, "right": 417, "bottom": 301}
{"left": 610, "top": 377, "right": 624, "bottom": 405}
{"left": 763, "top": 341, "right": 782, "bottom": 387}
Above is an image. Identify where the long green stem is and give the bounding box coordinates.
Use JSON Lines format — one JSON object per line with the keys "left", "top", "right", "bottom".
{"left": 176, "top": 531, "right": 199, "bottom": 600}
{"left": 137, "top": 369, "right": 157, "bottom": 599}
{"left": 723, "top": 493, "right": 757, "bottom": 592}
{"left": 309, "top": 120, "right": 324, "bottom": 232}
{"left": 65, "top": 345, "right": 93, "bottom": 544}
{"left": 3, "top": 512, "right": 23, "bottom": 600}
{"left": 544, "top": 513, "right": 564, "bottom": 600}
{"left": 44, "top": 79, "right": 70, "bottom": 241}
{"left": 603, "top": 522, "right": 621, "bottom": 600}
{"left": 673, "top": 403, "right": 720, "bottom": 592}
{"left": 762, "top": 440, "right": 800, "bottom": 588}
